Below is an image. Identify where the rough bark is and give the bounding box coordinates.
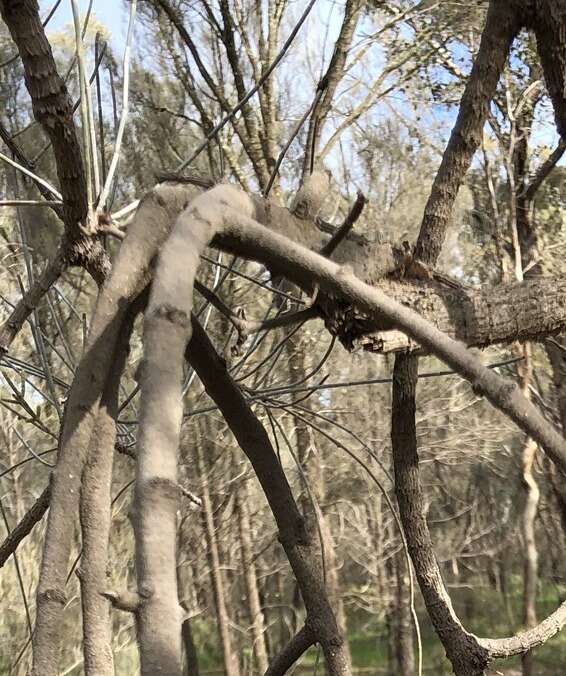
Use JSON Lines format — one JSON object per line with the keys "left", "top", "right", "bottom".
{"left": 0, "top": 0, "right": 110, "bottom": 283}
{"left": 414, "top": 0, "right": 521, "bottom": 264}
{"left": 530, "top": 0, "right": 566, "bottom": 138}
{"left": 318, "top": 276, "right": 566, "bottom": 355}
{"left": 545, "top": 339, "right": 566, "bottom": 521}
{"left": 0, "top": 0, "right": 86, "bottom": 233}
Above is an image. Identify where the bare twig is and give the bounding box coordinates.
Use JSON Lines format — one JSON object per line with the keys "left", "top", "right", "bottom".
{"left": 319, "top": 190, "right": 367, "bottom": 257}
{"left": 173, "top": 0, "right": 318, "bottom": 173}
{"left": 0, "top": 246, "right": 68, "bottom": 355}
{"left": 0, "top": 485, "right": 51, "bottom": 569}
{"left": 97, "top": 0, "right": 137, "bottom": 209}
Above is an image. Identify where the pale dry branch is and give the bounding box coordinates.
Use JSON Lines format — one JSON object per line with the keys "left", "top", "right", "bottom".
{"left": 97, "top": 0, "right": 137, "bottom": 209}
{"left": 30, "top": 182, "right": 200, "bottom": 676}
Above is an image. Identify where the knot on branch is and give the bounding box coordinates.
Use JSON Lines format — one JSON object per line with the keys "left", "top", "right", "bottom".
{"left": 151, "top": 304, "right": 191, "bottom": 328}
{"left": 102, "top": 589, "right": 141, "bottom": 613}
{"left": 291, "top": 170, "right": 332, "bottom": 221}
{"left": 37, "top": 587, "right": 66, "bottom": 607}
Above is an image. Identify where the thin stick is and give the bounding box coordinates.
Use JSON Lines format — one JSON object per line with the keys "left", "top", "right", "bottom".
{"left": 98, "top": 0, "right": 137, "bottom": 209}
{"left": 0, "top": 200, "right": 63, "bottom": 207}
{"left": 174, "top": 0, "right": 318, "bottom": 172}
{"left": 70, "top": 0, "right": 94, "bottom": 211}
{"left": 0, "top": 151, "right": 62, "bottom": 200}
{"left": 264, "top": 86, "right": 325, "bottom": 197}
{"left": 320, "top": 191, "right": 367, "bottom": 257}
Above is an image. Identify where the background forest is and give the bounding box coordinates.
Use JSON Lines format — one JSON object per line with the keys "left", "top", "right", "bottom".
{"left": 1, "top": 1, "right": 566, "bottom": 675}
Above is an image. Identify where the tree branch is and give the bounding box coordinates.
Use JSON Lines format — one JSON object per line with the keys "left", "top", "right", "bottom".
{"left": 0, "top": 246, "right": 67, "bottom": 355}
{"left": 0, "top": 485, "right": 50, "bottom": 569}
{"left": 265, "top": 625, "right": 315, "bottom": 676}
{"left": 0, "top": 0, "right": 87, "bottom": 235}
{"left": 30, "top": 182, "right": 200, "bottom": 676}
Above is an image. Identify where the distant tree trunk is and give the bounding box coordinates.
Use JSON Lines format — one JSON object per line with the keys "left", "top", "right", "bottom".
{"left": 195, "top": 432, "right": 241, "bottom": 676}
{"left": 394, "top": 552, "right": 415, "bottom": 676}
{"left": 177, "top": 518, "right": 201, "bottom": 676}
{"left": 288, "top": 336, "right": 353, "bottom": 674}
{"left": 236, "top": 484, "right": 270, "bottom": 674}
{"left": 520, "top": 438, "right": 539, "bottom": 676}
{"left": 181, "top": 619, "right": 200, "bottom": 676}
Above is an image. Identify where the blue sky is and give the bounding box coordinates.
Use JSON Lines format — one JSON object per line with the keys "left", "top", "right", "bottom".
{"left": 42, "top": 0, "right": 129, "bottom": 47}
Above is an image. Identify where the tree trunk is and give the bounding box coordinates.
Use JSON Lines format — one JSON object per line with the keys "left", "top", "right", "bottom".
{"left": 288, "top": 335, "right": 353, "bottom": 674}
{"left": 195, "top": 432, "right": 241, "bottom": 676}
{"left": 521, "top": 438, "right": 539, "bottom": 676}
{"left": 394, "top": 552, "right": 415, "bottom": 676}
{"left": 236, "top": 484, "right": 270, "bottom": 674}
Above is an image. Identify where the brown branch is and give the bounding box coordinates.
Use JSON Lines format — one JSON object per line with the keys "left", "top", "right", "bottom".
{"left": 0, "top": 1, "right": 111, "bottom": 286}
{"left": 301, "top": 0, "right": 364, "bottom": 179}
{"left": 187, "top": 317, "right": 351, "bottom": 673}
{"left": 319, "top": 191, "right": 367, "bottom": 257}
{"left": 389, "top": 5, "right": 539, "bottom": 675}
{"left": 265, "top": 625, "right": 316, "bottom": 676}
{"left": 391, "top": 355, "right": 486, "bottom": 674}
{"left": 0, "top": 0, "right": 86, "bottom": 235}
{"left": 0, "top": 246, "right": 67, "bottom": 355}
{"left": 530, "top": 0, "right": 566, "bottom": 139}
{"left": 414, "top": 0, "right": 522, "bottom": 265}
{"left": 0, "top": 485, "right": 50, "bottom": 569}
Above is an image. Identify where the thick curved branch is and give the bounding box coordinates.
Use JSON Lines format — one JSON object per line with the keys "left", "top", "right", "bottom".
{"left": 79, "top": 304, "right": 140, "bottom": 676}
{"left": 30, "top": 182, "right": 199, "bottom": 676}
{"left": 193, "top": 196, "right": 566, "bottom": 473}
